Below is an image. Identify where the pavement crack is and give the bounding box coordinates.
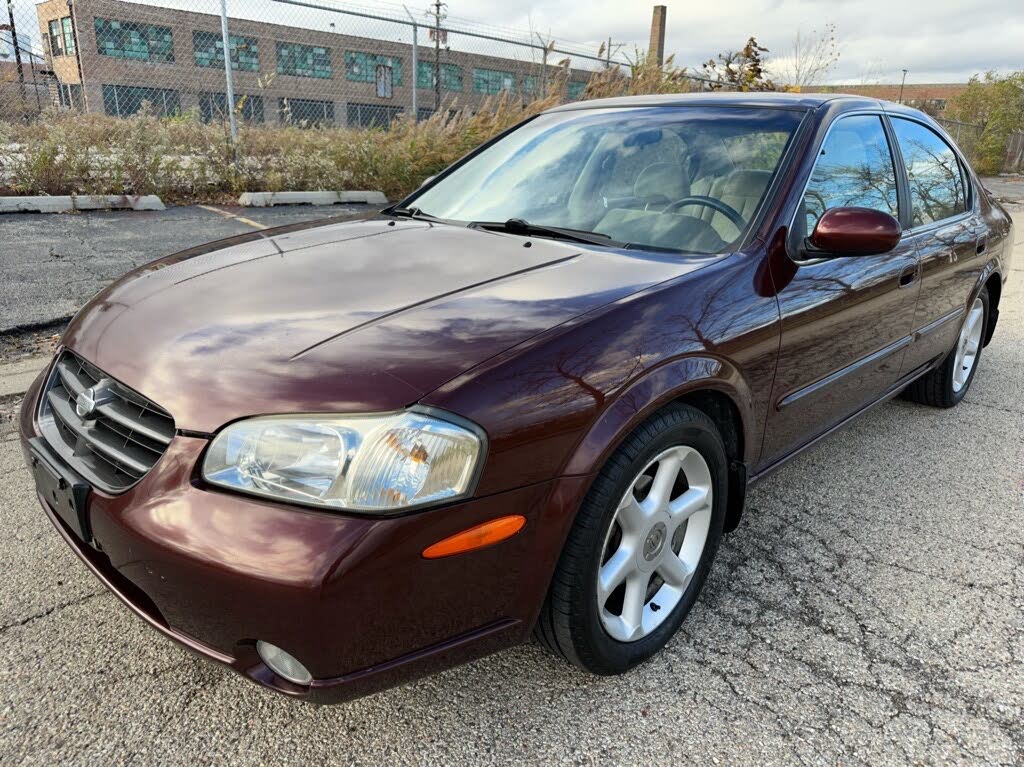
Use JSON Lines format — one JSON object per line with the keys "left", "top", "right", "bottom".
{"left": 0, "top": 590, "right": 107, "bottom": 633}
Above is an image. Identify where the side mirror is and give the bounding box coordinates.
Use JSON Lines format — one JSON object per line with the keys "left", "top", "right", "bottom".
{"left": 809, "top": 207, "right": 901, "bottom": 256}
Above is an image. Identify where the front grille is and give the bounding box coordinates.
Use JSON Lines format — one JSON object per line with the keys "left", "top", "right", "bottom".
{"left": 38, "top": 352, "right": 175, "bottom": 493}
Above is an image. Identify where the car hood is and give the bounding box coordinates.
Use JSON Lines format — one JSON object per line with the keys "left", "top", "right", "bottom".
{"left": 64, "top": 218, "right": 706, "bottom": 433}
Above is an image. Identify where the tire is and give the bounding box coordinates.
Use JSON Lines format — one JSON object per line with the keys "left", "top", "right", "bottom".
{"left": 535, "top": 403, "right": 728, "bottom": 674}
{"left": 904, "top": 288, "right": 989, "bottom": 408}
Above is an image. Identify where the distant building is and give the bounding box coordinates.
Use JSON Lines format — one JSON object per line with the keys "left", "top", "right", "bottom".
{"left": 815, "top": 83, "right": 968, "bottom": 115}
{"left": 33, "top": 0, "right": 594, "bottom": 126}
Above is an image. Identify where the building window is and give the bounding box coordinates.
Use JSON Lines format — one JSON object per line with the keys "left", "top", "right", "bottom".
{"left": 48, "top": 18, "right": 75, "bottom": 57}
{"left": 193, "top": 31, "right": 259, "bottom": 72}
{"left": 199, "top": 92, "right": 264, "bottom": 124}
{"left": 62, "top": 18, "right": 76, "bottom": 55}
{"left": 276, "top": 41, "right": 331, "bottom": 79}
{"left": 416, "top": 61, "right": 462, "bottom": 91}
{"left": 58, "top": 83, "right": 84, "bottom": 110}
{"left": 102, "top": 84, "right": 180, "bottom": 117}
{"left": 521, "top": 74, "right": 540, "bottom": 98}
{"left": 279, "top": 97, "right": 334, "bottom": 126}
{"left": 345, "top": 51, "right": 403, "bottom": 85}
{"left": 95, "top": 18, "right": 174, "bottom": 63}
{"left": 347, "top": 101, "right": 403, "bottom": 129}
{"left": 567, "top": 80, "right": 586, "bottom": 100}
{"left": 48, "top": 20, "right": 64, "bottom": 57}
{"left": 473, "top": 67, "right": 515, "bottom": 95}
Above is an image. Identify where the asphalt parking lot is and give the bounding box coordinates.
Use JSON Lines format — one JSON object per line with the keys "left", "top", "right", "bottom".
{"left": 0, "top": 207, "right": 1021, "bottom": 766}
{"left": 0, "top": 203, "right": 377, "bottom": 332}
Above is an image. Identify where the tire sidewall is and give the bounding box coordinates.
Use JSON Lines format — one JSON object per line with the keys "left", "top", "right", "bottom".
{"left": 577, "top": 413, "right": 728, "bottom": 673}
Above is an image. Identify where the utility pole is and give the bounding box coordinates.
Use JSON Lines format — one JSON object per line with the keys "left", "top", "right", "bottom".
{"left": 898, "top": 69, "right": 908, "bottom": 104}
{"left": 4, "top": 0, "right": 26, "bottom": 105}
{"left": 431, "top": 0, "right": 445, "bottom": 112}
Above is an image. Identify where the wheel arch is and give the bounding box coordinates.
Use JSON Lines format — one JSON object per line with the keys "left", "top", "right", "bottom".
{"left": 561, "top": 354, "right": 755, "bottom": 533}
{"left": 982, "top": 269, "right": 1002, "bottom": 346}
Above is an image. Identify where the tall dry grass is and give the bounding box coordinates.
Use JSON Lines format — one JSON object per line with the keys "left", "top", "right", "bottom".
{"left": 0, "top": 57, "right": 703, "bottom": 203}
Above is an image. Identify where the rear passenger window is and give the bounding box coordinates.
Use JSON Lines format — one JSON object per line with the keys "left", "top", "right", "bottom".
{"left": 802, "top": 115, "right": 899, "bottom": 235}
{"left": 891, "top": 118, "right": 967, "bottom": 227}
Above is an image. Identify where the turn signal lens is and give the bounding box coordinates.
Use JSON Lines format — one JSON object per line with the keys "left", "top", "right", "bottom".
{"left": 422, "top": 515, "right": 527, "bottom": 559}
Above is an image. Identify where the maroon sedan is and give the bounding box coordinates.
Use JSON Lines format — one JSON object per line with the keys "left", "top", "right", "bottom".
{"left": 19, "top": 93, "right": 1014, "bottom": 702}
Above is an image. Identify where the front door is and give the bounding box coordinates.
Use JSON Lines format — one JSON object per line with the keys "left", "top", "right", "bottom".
{"left": 761, "top": 113, "right": 919, "bottom": 467}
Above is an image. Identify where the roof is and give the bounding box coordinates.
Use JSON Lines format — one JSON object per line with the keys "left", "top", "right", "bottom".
{"left": 545, "top": 91, "right": 886, "bottom": 113}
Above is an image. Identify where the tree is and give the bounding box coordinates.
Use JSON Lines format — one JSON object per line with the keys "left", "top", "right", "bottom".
{"left": 946, "top": 71, "right": 1024, "bottom": 174}
{"left": 772, "top": 24, "right": 840, "bottom": 89}
{"left": 701, "top": 38, "right": 775, "bottom": 92}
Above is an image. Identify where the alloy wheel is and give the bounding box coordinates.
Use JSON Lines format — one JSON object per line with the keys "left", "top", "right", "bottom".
{"left": 953, "top": 297, "right": 985, "bottom": 393}
{"left": 596, "top": 445, "right": 713, "bottom": 643}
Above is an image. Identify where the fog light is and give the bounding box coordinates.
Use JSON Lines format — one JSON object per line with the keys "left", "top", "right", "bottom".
{"left": 256, "top": 640, "right": 312, "bottom": 685}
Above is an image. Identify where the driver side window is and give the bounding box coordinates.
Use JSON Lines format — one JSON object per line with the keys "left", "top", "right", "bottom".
{"left": 803, "top": 115, "right": 899, "bottom": 235}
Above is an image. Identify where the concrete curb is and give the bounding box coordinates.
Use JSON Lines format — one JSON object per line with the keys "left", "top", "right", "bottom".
{"left": 238, "top": 191, "right": 388, "bottom": 207}
{"left": 0, "top": 195, "right": 166, "bottom": 214}
{"left": 0, "top": 355, "right": 49, "bottom": 398}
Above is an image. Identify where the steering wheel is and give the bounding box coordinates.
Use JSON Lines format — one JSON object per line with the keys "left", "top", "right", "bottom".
{"left": 662, "top": 195, "right": 746, "bottom": 230}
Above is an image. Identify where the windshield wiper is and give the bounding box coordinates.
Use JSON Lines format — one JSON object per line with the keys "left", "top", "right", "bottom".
{"left": 387, "top": 205, "right": 442, "bottom": 222}
{"left": 468, "top": 218, "right": 615, "bottom": 247}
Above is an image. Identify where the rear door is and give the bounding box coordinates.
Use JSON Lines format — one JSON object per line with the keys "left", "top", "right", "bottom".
{"left": 761, "top": 113, "right": 920, "bottom": 467}
{"left": 888, "top": 117, "right": 983, "bottom": 372}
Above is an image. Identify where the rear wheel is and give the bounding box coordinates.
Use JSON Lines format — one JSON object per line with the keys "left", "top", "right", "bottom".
{"left": 535, "top": 404, "right": 727, "bottom": 674}
{"left": 904, "top": 289, "right": 988, "bottom": 408}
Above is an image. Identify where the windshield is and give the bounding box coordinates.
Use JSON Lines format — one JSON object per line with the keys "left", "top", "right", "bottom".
{"left": 409, "top": 106, "right": 804, "bottom": 254}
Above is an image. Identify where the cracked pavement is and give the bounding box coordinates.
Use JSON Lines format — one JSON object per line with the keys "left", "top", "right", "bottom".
{"left": 0, "top": 209, "right": 1021, "bottom": 766}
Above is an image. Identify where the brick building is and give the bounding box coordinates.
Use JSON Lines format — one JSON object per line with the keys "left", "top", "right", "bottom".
{"left": 816, "top": 83, "right": 969, "bottom": 115}
{"left": 34, "top": 0, "right": 594, "bottom": 127}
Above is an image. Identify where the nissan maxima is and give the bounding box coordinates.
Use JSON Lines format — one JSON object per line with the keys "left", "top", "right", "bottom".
{"left": 20, "top": 93, "right": 1013, "bottom": 702}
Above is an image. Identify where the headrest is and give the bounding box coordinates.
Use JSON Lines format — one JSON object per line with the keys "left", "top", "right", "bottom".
{"left": 633, "top": 162, "right": 689, "bottom": 201}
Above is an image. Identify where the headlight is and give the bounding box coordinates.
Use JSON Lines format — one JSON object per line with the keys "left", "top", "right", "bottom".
{"left": 202, "top": 409, "right": 484, "bottom": 513}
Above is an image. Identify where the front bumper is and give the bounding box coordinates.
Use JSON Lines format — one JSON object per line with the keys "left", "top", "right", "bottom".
{"left": 19, "top": 369, "right": 589, "bottom": 703}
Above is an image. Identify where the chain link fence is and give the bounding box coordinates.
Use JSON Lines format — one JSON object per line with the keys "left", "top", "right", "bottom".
{"left": 2, "top": 0, "right": 662, "bottom": 129}
{"left": 936, "top": 117, "right": 984, "bottom": 161}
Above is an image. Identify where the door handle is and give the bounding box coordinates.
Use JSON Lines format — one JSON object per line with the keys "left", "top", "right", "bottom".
{"left": 898, "top": 265, "right": 918, "bottom": 288}
{"left": 976, "top": 237, "right": 987, "bottom": 255}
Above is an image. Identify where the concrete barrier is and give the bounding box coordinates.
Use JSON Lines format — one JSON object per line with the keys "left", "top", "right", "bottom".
{"left": 238, "top": 191, "right": 388, "bottom": 207}
{"left": 0, "top": 195, "right": 166, "bottom": 213}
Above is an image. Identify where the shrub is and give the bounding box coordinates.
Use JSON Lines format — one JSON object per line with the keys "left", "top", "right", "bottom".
{"left": 0, "top": 57, "right": 705, "bottom": 203}
{"left": 946, "top": 72, "right": 1024, "bottom": 175}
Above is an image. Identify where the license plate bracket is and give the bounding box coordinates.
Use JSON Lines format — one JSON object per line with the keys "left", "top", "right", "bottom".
{"left": 28, "top": 438, "right": 92, "bottom": 543}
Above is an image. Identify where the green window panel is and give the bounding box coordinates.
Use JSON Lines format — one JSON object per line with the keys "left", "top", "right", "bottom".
{"left": 472, "top": 67, "right": 515, "bottom": 95}
{"left": 415, "top": 61, "right": 463, "bottom": 91}
{"left": 193, "top": 31, "right": 259, "bottom": 72}
{"left": 62, "top": 17, "right": 76, "bottom": 56}
{"left": 521, "top": 74, "right": 541, "bottom": 97}
{"left": 276, "top": 41, "right": 332, "bottom": 79}
{"left": 567, "top": 80, "right": 586, "bottom": 100}
{"left": 345, "top": 51, "right": 403, "bottom": 85}
{"left": 94, "top": 18, "right": 174, "bottom": 64}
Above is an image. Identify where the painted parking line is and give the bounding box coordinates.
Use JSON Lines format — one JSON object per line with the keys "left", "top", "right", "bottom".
{"left": 197, "top": 204, "right": 268, "bottom": 231}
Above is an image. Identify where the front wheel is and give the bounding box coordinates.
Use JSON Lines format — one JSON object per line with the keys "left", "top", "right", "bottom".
{"left": 535, "top": 404, "right": 727, "bottom": 674}
{"left": 904, "top": 289, "right": 988, "bottom": 408}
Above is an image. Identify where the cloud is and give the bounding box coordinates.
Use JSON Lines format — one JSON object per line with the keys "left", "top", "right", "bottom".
{"left": 444, "top": 0, "right": 1022, "bottom": 84}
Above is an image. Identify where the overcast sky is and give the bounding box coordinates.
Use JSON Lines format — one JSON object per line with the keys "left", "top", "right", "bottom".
{"left": 441, "top": 0, "right": 1022, "bottom": 84}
